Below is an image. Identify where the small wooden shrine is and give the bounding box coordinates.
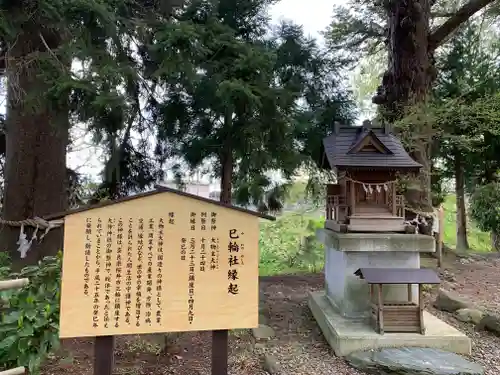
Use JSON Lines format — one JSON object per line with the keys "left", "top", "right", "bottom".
{"left": 354, "top": 268, "right": 440, "bottom": 335}
{"left": 320, "top": 121, "right": 421, "bottom": 232}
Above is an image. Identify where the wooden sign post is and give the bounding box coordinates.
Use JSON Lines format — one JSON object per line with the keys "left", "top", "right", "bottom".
{"left": 55, "top": 186, "right": 274, "bottom": 375}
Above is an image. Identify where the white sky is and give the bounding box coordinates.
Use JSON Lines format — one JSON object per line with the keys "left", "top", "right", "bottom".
{"left": 269, "top": 0, "right": 339, "bottom": 40}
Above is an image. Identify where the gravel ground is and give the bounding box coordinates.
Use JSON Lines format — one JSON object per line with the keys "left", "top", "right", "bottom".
{"left": 258, "top": 274, "right": 364, "bottom": 375}
{"left": 426, "top": 304, "right": 500, "bottom": 375}
{"left": 439, "top": 256, "right": 500, "bottom": 314}
{"left": 42, "top": 257, "right": 500, "bottom": 375}
{"left": 427, "top": 255, "right": 500, "bottom": 374}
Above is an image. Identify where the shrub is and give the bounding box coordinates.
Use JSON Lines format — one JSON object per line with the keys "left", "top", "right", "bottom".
{"left": 259, "top": 213, "right": 325, "bottom": 275}
{"left": 0, "top": 253, "right": 62, "bottom": 374}
{"left": 470, "top": 183, "right": 500, "bottom": 250}
{"left": 470, "top": 183, "right": 500, "bottom": 234}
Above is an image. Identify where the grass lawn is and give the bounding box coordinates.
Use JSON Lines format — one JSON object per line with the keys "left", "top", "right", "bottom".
{"left": 442, "top": 194, "right": 491, "bottom": 252}
{"left": 259, "top": 212, "right": 324, "bottom": 276}
{"left": 258, "top": 194, "right": 492, "bottom": 275}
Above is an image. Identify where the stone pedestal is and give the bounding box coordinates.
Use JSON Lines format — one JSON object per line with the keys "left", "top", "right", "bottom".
{"left": 310, "top": 229, "right": 471, "bottom": 356}
{"left": 318, "top": 229, "right": 435, "bottom": 319}
{"left": 308, "top": 291, "right": 471, "bottom": 356}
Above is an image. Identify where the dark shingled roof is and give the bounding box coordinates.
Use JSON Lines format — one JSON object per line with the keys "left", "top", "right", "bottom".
{"left": 322, "top": 125, "right": 422, "bottom": 170}
{"left": 354, "top": 268, "right": 441, "bottom": 284}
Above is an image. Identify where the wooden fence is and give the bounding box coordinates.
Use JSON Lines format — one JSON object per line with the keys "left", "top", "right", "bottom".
{"left": 0, "top": 278, "right": 30, "bottom": 375}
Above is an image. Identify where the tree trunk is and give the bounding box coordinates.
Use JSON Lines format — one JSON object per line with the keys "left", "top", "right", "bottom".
{"left": 212, "top": 111, "right": 233, "bottom": 375}
{"left": 492, "top": 231, "right": 500, "bottom": 252}
{"left": 372, "top": 0, "right": 497, "bottom": 216}
{"left": 219, "top": 111, "right": 234, "bottom": 205}
{"left": 373, "top": 0, "right": 434, "bottom": 214}
{"left": 454, "top": 150, "right": 469, "bottom": 252}
{"left": 2, "top": 28, "right": 69, "bottom": 269}
{"left": 220, "top": 148, "right": 233, "bottom": 204}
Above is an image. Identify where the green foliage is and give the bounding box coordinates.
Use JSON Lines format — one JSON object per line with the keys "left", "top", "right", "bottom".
{"left": 431, "top": 20, "right": 500, "bottom": 190}
{"left": 0, "top": 254, "right": 62, "bottom": 374}
{"left": 349, "top": 51, "right": 386, "bottom": 118}
{"left": 2, "top": 0, "right": 355, "bottom": 211}
{"left": 470, "top": 183, "right": 500, "bottom": 235}
{"left": 324, "top": 0, "right": 481, "bottom": 66}
{"left": 0, "top": 253, "right": 11, "bottom": 280}
{"left": 149, "top": 2, "right": 355, "bottom": 209}
{"left": 0, "top": 0, "right": 173, "bottom": 200}
{"left": 442, "top": 195, "right": 491, "bottom": 252}
{"left": 277, "top": 181, "right": 323, "bottom": 209}
{"left": 325, "top": 0, "right": 385, "bottom": 63}
{"left": 284, "top": 182, "right": 308, "bottom": 205}
{"left": 259, "top": 213, "right": 324, "bottom": 275}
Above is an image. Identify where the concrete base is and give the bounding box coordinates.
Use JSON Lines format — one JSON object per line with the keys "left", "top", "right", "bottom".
{"left": 318, "top": 229, "right": 436, "bottom": 319}
{"left": 309, "top": 291, "right": 471, "bottom": 357}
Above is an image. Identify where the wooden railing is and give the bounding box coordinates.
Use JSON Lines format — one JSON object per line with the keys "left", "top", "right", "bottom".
{"left": 327, "top": 194, "right": 404, "bottom": 219}
{"left": 0, "top": 278, "right": 30, "bottom": 375}
{"left": 326, "top": 195, "right": 348, "bottom": 221}
{"left": 395, "top": 195, "right": 404, "bottom": 217}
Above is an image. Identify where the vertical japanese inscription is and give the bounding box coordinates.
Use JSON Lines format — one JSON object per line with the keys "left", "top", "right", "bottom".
{"left": 145, "top": 218, "right": 154, "bottom": 326}
{"left": 125, "top": 218, "right": 134, "bottom": 325}
{"left": 210, "top": 211, "right": 219, "bottom": 271}
{"left": 136, "top": 218, "right": 144, "bottom": 327}
{"left": 210, "top": 237, "right": 220, "bottom": 270}
{"left": 156, "top": 218, "right": 164, "bottom": 325}
{"left": 180, "top": 237, "right": 187, "bottom": 261}
{"left": 84, "top": 218, "right": 92, "bottom": 296}
{"left": 188, "top": 237, "right": 196, "bottom": 324}
{"left": 190, "top": 212, "right": 196, "bottom": 230}
{"left": 210, "top": 211, "right": 217, "bottom": 231}
{"left": 104, "top": 219, "right": 113, "bottom": 328}
{"left": 228, "top": 229, "right": 241, "bottom": 295}
{"left": 200, "top": 211, "right": 207, "bottom": 231}
{"left": 93, "top": 218, "right": 103, "bottom": 328}
{"left": 114, "top": 218, "right": 124, "bottom": 328}
{"left": 199, "top": 237, "right": 206, "bottom": 272}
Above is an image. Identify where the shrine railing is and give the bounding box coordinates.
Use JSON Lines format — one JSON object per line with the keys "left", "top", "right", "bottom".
{"left": 326, "top": 195, "right": 348, "bottom": 221}
{"left": 395, "top": 195, "right": 404, "bottom": 217}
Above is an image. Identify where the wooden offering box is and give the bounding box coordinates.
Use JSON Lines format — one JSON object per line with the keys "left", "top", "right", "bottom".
{"left": 354, "top": 268, "right": 440, "bottom": 335}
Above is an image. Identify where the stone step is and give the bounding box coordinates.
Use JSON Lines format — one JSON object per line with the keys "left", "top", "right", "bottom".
{"left": 346, "top": 347, "right": 483, "bottom": 375}
{"left": 347, "top": 223, "right": 407, "bottom": 232}
{"left": 350, "top": 215, "right": 403, "bottom": 221}
{"left": 356, "top": 206, "right": 391, "bottom": 213}
{"left": 349, "top": 216, "right": 405, "bottom": 231}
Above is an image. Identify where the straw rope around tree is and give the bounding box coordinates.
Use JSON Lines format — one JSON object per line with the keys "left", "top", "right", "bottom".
{"left": 0, "top": 217, "right": 64, "bottom": 259}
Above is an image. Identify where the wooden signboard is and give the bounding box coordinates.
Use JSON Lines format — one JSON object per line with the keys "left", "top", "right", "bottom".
{"left": 58, "top": 187, "right": 269, "bottom": 338}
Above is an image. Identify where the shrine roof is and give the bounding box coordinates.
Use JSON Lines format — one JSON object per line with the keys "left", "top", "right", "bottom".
{"left": 45, "top": 185, "right": 275, "bottom": 221}
{"left": 322, "top": 125, "right": 422, "bottom": 170}
{"left": 354, "top": 268, "right": 440, "bottom": 285}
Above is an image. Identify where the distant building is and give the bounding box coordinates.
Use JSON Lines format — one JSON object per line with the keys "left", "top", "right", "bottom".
{"left": 209, "top": 190, "right": 220, "bottom": 200}
{"left": 162, "top": 181, "right": 211, "bottom": 199}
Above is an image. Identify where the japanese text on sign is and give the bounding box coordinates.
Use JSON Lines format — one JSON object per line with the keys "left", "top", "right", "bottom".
{"left": 60, "top": 192, "right": 260, "bottom": 339}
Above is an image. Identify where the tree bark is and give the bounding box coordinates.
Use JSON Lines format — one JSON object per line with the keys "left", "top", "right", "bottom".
{"left": 373, "top": 0, "right": 434, "bottom": 213}
{"left": 454, "top": 150, "right": 469, "bottom": 252}
{"left": 492, "top": 231, "right": 500, "bottom": 252}
{"left": 428, "top": 0, "right": 498, "bottom": 49}
{"left": 372, "top": 0, "right": 495, "bottom": 217}
{"left": 212, "top": 110, "right": 233, "bottom": 375}
{"left": 2, "top": 27, "right": 69, "bottom": 269}
{"left": 219, "top": 112, "right": 233, "bottom": 204}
